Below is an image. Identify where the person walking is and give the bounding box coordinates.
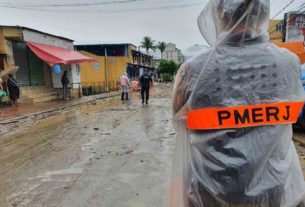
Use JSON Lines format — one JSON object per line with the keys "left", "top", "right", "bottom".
{"left": 0, "top": 77, "right": 4, "bottom": 114}
{"left": 120, "top": 72, "right": 130, "bottom": 100}
{"left": 140, "top": 70, "right": 153, "bottom": 104}
{"left": 7, "top": 73, "right": 20, "bottom": 110}
{"left": 170, "top": 0, "right": 305, "bottom": 206}
{"left": 61, "top": 71, "right": 69, "bottom": 100}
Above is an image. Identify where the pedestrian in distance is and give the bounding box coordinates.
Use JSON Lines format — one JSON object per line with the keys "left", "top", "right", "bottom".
{"left": 170, "top": 0, "right": 305, "bottom": 206}
{"left": 7, "top": 73, "right": 20, "bottom": 110}
{"left": 140, "top": 70, "right": 153, "bottom": 104}
{"left": 120, "top": 72, "right": 130, "bottom": 100}
{"left": 0, "top": 77, "right": 4, "bottom": 114}
{"left": 61, "top": 70, "right": 69, "bottom": 100}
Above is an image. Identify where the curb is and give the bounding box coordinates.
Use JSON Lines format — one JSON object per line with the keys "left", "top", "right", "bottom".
{"left": 0, "top": 92, "right": 121, "bottom": 125}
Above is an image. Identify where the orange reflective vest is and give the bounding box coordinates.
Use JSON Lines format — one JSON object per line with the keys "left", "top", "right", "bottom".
{"left": 187, "top": 102, "right": 304, "bottom": 130}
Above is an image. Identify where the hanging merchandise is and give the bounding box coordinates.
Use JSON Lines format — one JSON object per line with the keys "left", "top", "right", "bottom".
{"left": 53, "top": 64, "right": 61, "bottom": 74}
{"left": 170, "top": 0, "right": 305, "bottom": 206}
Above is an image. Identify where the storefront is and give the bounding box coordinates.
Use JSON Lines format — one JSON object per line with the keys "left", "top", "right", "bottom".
{"left": 12, "top": 41, "right": 45, "bottom": 87}
{"left": 76, "top": 44, "right": 156, "bottom": 96}
{"left": 0, "top": 26, "right": 95, "bottom": 102}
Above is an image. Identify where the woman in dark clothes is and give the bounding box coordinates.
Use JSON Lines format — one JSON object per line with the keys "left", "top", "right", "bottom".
{"left": 7, "top": 73, "right": 20, "bottom": 109}
{"left": 61, "top": 71, "right": 69, "bottom": 99}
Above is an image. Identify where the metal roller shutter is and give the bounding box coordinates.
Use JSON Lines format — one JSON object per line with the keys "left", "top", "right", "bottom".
{"left": 29, "top": 50, "right": 44, "bottom": 86}
{"left": 13, "top": 41, "right": 30, "bottom": 86}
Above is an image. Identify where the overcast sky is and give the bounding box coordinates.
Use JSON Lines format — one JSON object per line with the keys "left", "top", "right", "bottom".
{"left": 0, "top": 0, "right": 302, "bottom": 50}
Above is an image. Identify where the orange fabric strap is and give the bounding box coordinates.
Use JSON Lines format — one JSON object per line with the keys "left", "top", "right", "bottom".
{"left": 187, "top": 102, "right": 304, "bottom": 130}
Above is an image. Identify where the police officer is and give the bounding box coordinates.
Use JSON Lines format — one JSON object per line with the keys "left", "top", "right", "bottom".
{"left": 140, "top": 70, "right": 153, "bottom": 104}
{"left": 170, "top": 0, "right": 305, "bottom": 206}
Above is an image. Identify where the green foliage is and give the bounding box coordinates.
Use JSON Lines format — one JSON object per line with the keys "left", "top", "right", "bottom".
{"left": 157, "top": 60, "right": 178, "bottom": 76}
{"left": 161, "top": 74, "right": 172, "bottom": 82}
{"left": 157, "top": 41, "right": 167, "bottom": 55}
{"left": 140, "top": 36, "right": 156, "bottom": 53}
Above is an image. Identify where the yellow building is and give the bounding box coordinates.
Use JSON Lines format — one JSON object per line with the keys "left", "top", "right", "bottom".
{"left": 269, "top": 20, "right": 284, "bottom": 43}
{"left": 76, "top": 44, "right": 155, "bottom": 95}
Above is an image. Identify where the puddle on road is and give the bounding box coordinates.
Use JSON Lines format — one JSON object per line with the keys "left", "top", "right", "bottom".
{"left": 0, "top": 85, "right": 175, "bottom": 207}
{"left": 1, "top": 96, "right": 126, "bottom": 139}
{"left": 1, "top": 85, "right": 171, "bottom": 138}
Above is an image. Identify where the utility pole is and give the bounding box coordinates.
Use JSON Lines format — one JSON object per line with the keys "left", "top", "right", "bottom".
{"left": 104, "top": 47, "right": 109, "bottom": 92}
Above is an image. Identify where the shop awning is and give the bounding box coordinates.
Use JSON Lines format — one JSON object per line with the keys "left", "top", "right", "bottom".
{"left": 26, "top": 41, "right": 96, "bottom": 66}
{"left": 275, "top": 41, "right": 305, "bottom": 64}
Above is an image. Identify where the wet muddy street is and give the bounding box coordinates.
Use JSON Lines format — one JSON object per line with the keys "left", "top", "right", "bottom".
{"left": 2, "top": 84, "right": 305, "bottom": 207}
{"left": 0, "top": 85, "right": 176, "bottom": 207}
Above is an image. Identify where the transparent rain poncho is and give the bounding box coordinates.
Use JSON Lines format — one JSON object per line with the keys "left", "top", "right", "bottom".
{"left": 170, "top": 0, "right": 305, "bottom": 206}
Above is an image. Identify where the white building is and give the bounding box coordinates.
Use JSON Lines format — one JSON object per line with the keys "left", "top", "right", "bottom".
{"left": 183, "top": 44, "right": 211, "bottom": 61}
{"left": 162, "top": 43, "right": 184, "bottom": 64}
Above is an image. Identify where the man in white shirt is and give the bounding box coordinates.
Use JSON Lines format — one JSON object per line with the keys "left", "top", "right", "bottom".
{"left": 120, "top": 72, "right": 130, "bottom": 100}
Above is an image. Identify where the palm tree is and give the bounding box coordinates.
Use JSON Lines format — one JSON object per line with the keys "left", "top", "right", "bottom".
{"left": 140, "top": 36, "right": 156, "bottom": 54}
{"left": 157, "top": 41, "right": 167, "bottom": 59}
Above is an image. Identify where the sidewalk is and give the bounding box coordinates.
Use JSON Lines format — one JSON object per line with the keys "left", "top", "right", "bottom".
{"left": 0, "top": 91, "right": 121, "bottom": 124}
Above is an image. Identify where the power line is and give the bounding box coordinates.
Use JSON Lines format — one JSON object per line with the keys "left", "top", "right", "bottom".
{"left": 0, "top": 0, "right": 146, "bottom": 8}
{"left": 269, "top": 2, "right": 305, "bottom": 36}
{"left": 0, "top": 0, "right": 184, "bottom": 8}
{"left": 271, "top": 0, "right": 297, "bottom": 19}
{"left": 0, "top": 0, "right": 205, "bottom": 13}
{"left": 267, "top": 0, "right": 300, "bottom": 34}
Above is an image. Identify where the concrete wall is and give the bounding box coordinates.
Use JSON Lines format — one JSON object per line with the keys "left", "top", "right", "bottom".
{"left": 0, "top": 28, "right": 5, "bottom": 54}
{"left": 0, "top": 27, "right": 21, "bottom": 69}
{"left": 3, "top": 40, "right": 15, "bottom": 68}
{"left": 79, "top": 52, "right": 106, "bottom": 85}
{"left": 2, "top": 27, "right": 22, "bottom": 40}
{"left": 22, "top": 29, "right": 73, "bottom": 49}
{"left": 79, "top": 51, "right": 130, "bottom": 87}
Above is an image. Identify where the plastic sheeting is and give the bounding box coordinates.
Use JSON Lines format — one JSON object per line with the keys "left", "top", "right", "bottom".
{"left": 170, "top": 0, "right": 305, "bottom": 206}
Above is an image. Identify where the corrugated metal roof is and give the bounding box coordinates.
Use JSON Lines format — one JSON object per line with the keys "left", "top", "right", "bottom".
{"left": 0, "top": 25, "right": 74, "bottom": 42}
{"left": 75, "top": 43, "right": 137, "bottom": 48}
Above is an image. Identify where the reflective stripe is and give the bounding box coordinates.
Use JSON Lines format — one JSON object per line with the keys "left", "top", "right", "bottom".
{"left": 187, "top": 102, "right": 304, "bottom": 130}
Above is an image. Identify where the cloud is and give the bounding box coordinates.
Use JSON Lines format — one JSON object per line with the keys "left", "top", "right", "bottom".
{"left": 0, "top": 0, "right": 301, "bottom": 50}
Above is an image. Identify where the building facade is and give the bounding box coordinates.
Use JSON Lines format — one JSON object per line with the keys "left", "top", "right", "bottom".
{"left": 162, "top": 43, "right": 184, "bottom": 64}
{"left": 0, "top": 26, "right": 92, "bottom": 102}
{"left": 269, "top": 20, "right": 284, "bottom": 43}
{"left": 76, "top": 44, "right": 155, "bottom": 96}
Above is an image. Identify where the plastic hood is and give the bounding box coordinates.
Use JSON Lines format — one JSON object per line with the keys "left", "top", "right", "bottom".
{"left": 198, "top": 0, "right": 270, "bottom": 47}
